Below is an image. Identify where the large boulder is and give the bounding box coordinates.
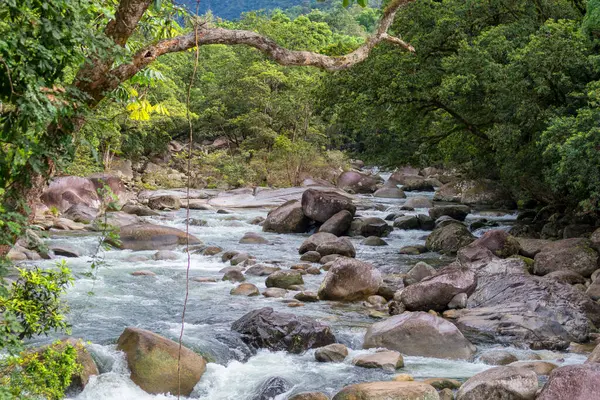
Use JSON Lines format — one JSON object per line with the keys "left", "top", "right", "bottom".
{"left": 363, "top": 312, "right": 476, "bottom": 360}
{"left": 468, "top": 230, "right": 521, "bottom": 258}
{"left": 434, "top": 180, "right": 512, "bottom": 206}
{"left": 404, "top": 196, "right": 433, "bottom": 209}
{"left": 332, "top": 382, "right": 439, "bottom": 400}
{"left": 116, "top": 327, "right": 206, "bottom": 396}
{"left": 401, "top": 267, "right": 477, "bottom": 311}
{"left": 337, "top": 171, "right": 380, "bottom": 194}
{"left": 118, "top": 224, "right": 202, "bottom": 251}
{"left": 454, "top": 273, "right": 600, "bottom": 349}
{"left": 265, "top": 270, "right": 304, "bottom": 289}
{"left": 148, "top": 195, "right": 181, "bottom": 210}
{"left": 404, "top": 262, "right": 437, "bottom": 286}
{"left": 231, "top": 307, "right": 336, "bottom": 353}
{"left": 533, "top": 238, "right": 599, "bottom": 277}
{"left": 429, "top": 205, "right": 471, "bottom": 221}
{"left": 41, "top": 176, "right": 101, "bottom": 212}
{"left": 263, "top": 200, "right": 310, "bottom": 234}
{"left": 373, "top": 187, "right": 406, "bottom": 199}
{"left": 63, "top": 204, "right": 98, "bottom": 224}
{"left": 319, "top": 210, "right": 353, "bottom": 236}
{"left": 316, "top": 237, "right": 356, "bottom": 258}
{"left": 537, "top": 364, "right": 600, "bottom": 400}
{"left": 301, "top": 189, "right": 356, "bottom": 223}
{"left": 299, "top": 232, "right": 338, "bottom": 254}
{"left": 402, "top": 177, "right": 435, "bottom": 192}
{"left": 315, "top": 343, "right": 349, "bottom": 362}
{"left": 456, "top": 366, "right": 537, "bottom": 400}
{"left": 348, "top": 217, "right": 393, "bottom": 237}
{"left": 318, "top": 258, "right": 382, "bottom": 301}
{"left": 426, "top": 223, "right": 475, "bottom": 254}
{"left": 352, "top": 351, "right": 404, "bottom": 372}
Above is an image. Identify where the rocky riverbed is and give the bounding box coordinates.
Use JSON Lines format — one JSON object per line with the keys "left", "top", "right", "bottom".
{"left": 10, "top": 167, "right": 600, "bottom": 400}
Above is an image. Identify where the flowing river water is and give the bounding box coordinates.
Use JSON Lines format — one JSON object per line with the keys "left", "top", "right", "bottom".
{"left": 28, "top": 189, "right": 586, "bottom": 400}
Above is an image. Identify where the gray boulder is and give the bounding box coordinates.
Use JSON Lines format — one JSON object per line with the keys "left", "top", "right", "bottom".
{"left": 118, "top": 224, "right": 202, "bottom": 251}
{"left": 456, "top": 366, "right": 537, "bottom": 400}
{"left": 263, "top": 200, "right": 310, "bottom": 234}
{"left": 426, "top": 223, "right": 475, "bottom": 254}
{"left": 318, "top": 258, "right": 382, "bottom": 301}
{"left": 301, "top": 189, "right": 356, "bottom": 223}
{"left": 319, "top": 210, "right": 353, "bottom": 236}
{"left": 537, "top": 364, "right": 600, "bottom": 400}
{"left": 316, "top": 237, "right": 356, "bottom": 258}
{"left": 533, "top": 238, "right": 599, "bottom": 277}
{"left": 429, "top": 205, "right": 471, "bottom": 221}
{"left": 299, "top": 232, "right": 338, "bottom": 254}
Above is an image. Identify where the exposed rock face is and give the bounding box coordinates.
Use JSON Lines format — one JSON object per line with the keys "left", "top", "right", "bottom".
{"left": 314, "top": 343, "right": 348, "bottom": 362}
{"left": 148, "top": 195, "right": 181, "bottom": 210}
{"left": 468, "top": 230, "right": 521, "bottom": 258}
{"left": 301, "top": 189, "right": 356, "bottom": 223}
{"left": 426, "top": 223, "right": 475, "bottom": 254}
{"left": 332, "top": 381, "right": 440, "bottom": 400}
{"left": 348, "top": 217, "right": 393, "bottom": 237}
{"left": 363, "top": 312, "right": 476, "bottom": 360}
{"left": 116, "top": 327, "right": 206, "bottom": 396}
{"left": 456, "top": 366, "right": 537, "bottom": 400}
{"left": 263, "top": 200, "right": 310, "bottom": 234}
{"left": 318, "top": 258, "right": 382, "bottom": 301}
{"left": 316, "top": 237, "right": 356, "bottom": 258}
{"left": 429, "top": 205, "right": 471, "bottom": 221}
{"left": 352, "top": 351, "right": 404, "bottom": 371}
{"left": 337, "top": 171, "right": 380, "bottom": 194}
{"left": 537, "top": 364, "right": 600, "bottom": 400}
{"left": 319, "top": 210, "right": 354, "bottom": 236}
{"left": 231, "top": 307, "right": 336, "bottom": 354}
{"left": 299, "top": 232, "right": 338, "bottom": 254}
{"left": 265, "top": 270, "right": 304, "bottom": 289}
{"left": 454, "top": 273, "right": 600, "bottom": 349}
{"left": 401, "top": 267, "right": 477, "bottom": 311}
{"left": 252, "top": 376, "right": 292, "bottom": 400}
{"left": 118, "top": 224, "right": 202, "bottom": 251}
{"left": 533, "top": 238, "right": 599, "bottom": 277}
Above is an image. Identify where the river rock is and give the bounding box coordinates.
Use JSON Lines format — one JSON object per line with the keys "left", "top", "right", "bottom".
{"left": 131, "top": 270, "right": 156, "bottom": 276}
{"left": 362, "top": 236, "right": 388, "bottom": 246}
{"left": 423, "top": 378, "right": 462, "bottom": 390}
{"left": 231, "top": 283, "right": 260, "bottom": 296}
{"left": 319, "top": 210, "right": 354, "bottom": 236}
{"left": 533, "top": 238, "right": 599, "bottom": 277}
{"left": 404, "top": 196, "right": 433, "bottom": 209}
{"left": 320, "top": 254, "right": 342, "bottom": 264}
{"left": 299, "top": 232, "right": 338, "bottom": 254}
{"left": 300, "top": 251, "right": 323, "bottom": 262}
{"left": 116, "top": 327, "right": 206, "bottom": 396}
{"left": 479, "top": 350, "right": 518, "bottom": 365}
{"left": 448, "top": 292, "right": 468, "bottom": 309}
{"left": 252, "top": 376, "right": 292, "bottom": 400}
{"left": 426, "top": 222, "right": 475, "bottom": 254}
{"left": 404, "top": 262, "right": 436, "bottom": 286}
{"left": 230, "top": 252, "right": 251, "bottom": 266}
{"left": 401, "top": 267, "right": 476, "bottom": 311}
{"left": 515, "top": 238, "right": 552, "bottom": 258}
{"left": 544, "top": 270, "right": 586, "bottom": 285}
{"left": 429, "top": 205, "right": 470, "bottom": 221}
{"left": 265, "top": 270, "right": 304, "bottom": 289}
{"left": 118, "top": 223, "right": 202, "bottom": 251}
{"left": 239, "top": 232, "right": 270, "bottom": 245}
{"left": 64, "top": 204, "right": 98, "bottom": 223}
{"left": 352, "top": 351, "right": 404, "bottom": 371}
{"left": 153, "top": 250, "right": 178, "bottom": 261}
{"left": 393, "top": 215, "right": 420, "bottom": 230}
{"left": 402, "top": 177, "right": 435, "bottom": 192}
{"left": 263, "top": 200, "right": 310, "bottom": 234}
{"left": 363, "top": 311, "right": 476, "bottom": 360}
{"left": 301, "top": 189, "right": 356, "bottom": 223}
{"left": 332, "top": 381, "right": 439, "bottom": 400}
{"left": 537, "top": 364, "right": 600, "bottom": 400}
{"left": 337, "top": 171, "right": 380, "bottom": 194}
{"left": 198, "top": 246, "right": 221, "bottom": 256}
{"left": 456, "top": 366, "right": 537, "bottom": 400}
{"left": 289, "top": 392, "right": 329, "bottom": 400}
{"left": 148, "top": 195, "right": 181, "bottom": 210}
{"left": 316, "top": 237, "right": 356, "bottom": 258}
{"left": 231, "top": 307, "right": 335, "bottom": 353}
{"left": 223, "top": 269, "right": 245, "bottom": 282}
{"left": 246, "top": 264, "right": 281, "bottom": 276}
{"left": 318, "top": 258, "right": 382, "bottom": 301}
{"left": 434, "top": 180, "right": 511, "bottom": 206}
{"left": 399, "top": 245, "right": 428, "bottom": 255}
{"left": 295, "top": 291, "right": 319, "bottom": 302}
{"left": 263, "top": 288, "right": 288, "bottom": 298}
{"left": 508, "top": 361, "right": 558, "bottom": 376}
{"left": 315, "top": 343, "right": 348, "bottom": 362}
{"left": 374, "top": 187, "right": 406, "bottom": 199}
{"left": 455, "top": 273, "right": 600, "bottom": 349}
{"left": 50, "top": 245, "right": 80, "bottom": 258}
{"left": 468, "top": 230, "right": 521, "bottom": 258}
{"left": 348, "top": 217, "right": 392, "bottom": 237}
{"left": 122, "top": 204, "right": 159, "bottom": 217}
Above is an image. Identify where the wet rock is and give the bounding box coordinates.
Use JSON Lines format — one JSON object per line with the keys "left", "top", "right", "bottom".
{"left": 468, "top": 230, "right": 521, "bottom": 258}
{"left": 116, "top": 327, "right": 206, "bottom": 396}
{"left": 479, "top": 350, "right": 518, "bottom": 366}
{"left": 318, "top": 258, "right": 382, "bottom": 301}
{"left": 153, "top": 250, "right": 178, "bottom": 261}
{"left": 534, "top": 238, "right": 599, "bottom": 277}
{"left": 131, "top": 270, "right": 156, "bottom": 276}
{"left": 122, "top": 204, "right": 160, "bottom": 217}
{"left": 250, "top": 216, "right": 265, "bottom": 225}
{"left": 399, "top": 245, "right": 428, "bottom": 255}
{"left": 301, "top": 189, "right": 356, "bottom": 223}
{"left": 456, "top": 366, "right": 537, "bottom": 400}
{"left": 231, "top": 307, "right": 336, "bottom": 353}
{"left": 536, "top": 363, "right": 600, "bottom": 400}
{"left": 319, "top": 210, "right": 354, "bottom": 236}
{"left": 191, "top": 277, "right": 216, "bottom": 283}
{"left": 265, "top": 270, "right": 304, "bottom": 289}
{"left": 434, "top": 180, "right": 511, "bottom": 206}
{"left": 404, "top": 196, "right": 433, "bottom": 209}
{"left": 448, "top": 293, "right": 468, "bottom": 309}
{"left": 148, "top": 195, "right": 181, "bottom": 210}
{"left": 239, "top": 232, "right": 270, "bottom": 245}
{"left": 223, "top": 269, "right": 245, "bottom": 282}
{"left": 393, "top": 215, "right": 420, "bottom": 230}
{"left": 425, "top": 222, "right": 475, "bottom": 254}
{"left": 246, "top": 264, "right": 281, "bottom": 276}
{"left": 300, "top": 250, "right": 323, "bottom": 262}
{"left": 362, "top": 236, "right": 388, "bottom": 246}
{"left": 348, "top": 217, "right": 392, "bottom": 237}
{"left": 262, "top": 200, "right": 310, "bottom": 234}
{"left": 367, "top": 295, "right": 387, "bottom": 306}
{"left": 230, "top": 253, "right": 251, "bottom": 266}
{"left": 315, "top": 343, "right": 348, "bottom": 362}
{"left": 64, "top": 204, "right": 98, "bottom": 223}
{"left": 252, "top": 376, "right": 292, "bottom": 400}
{"left": 417, "top": 214, "right": 435, "bottom": 230}
{"left": 401, "top": 267, "right": 477, "bottom": 312}
{"left": 337, "top": 171, "right": 380, "bottom": 194}
{"left": 429, "top": 205, "right": 471, "bottom": 222}
{"left": 231, "top": 283, "right": 260, "bottom": 296}
{"left": 352, "top": 350, "right": 404, "bottom": 371}
{"left": 299, "top": 232, "right": 338, "bottom": 254}
{"left": 402, "top": 177, "right": 435, "bottom": 192}
{"left": 508, "top": 361, "right": 557, "bottom": 376}
{"left": 199, "top": 246, "right": 221, "bottom": 256}
{"left": 50, "top": 245, "right": 80, "bottom": 258}
{"left": 363, "top": 311, "right": 476, "bottom": 360}
{"left": 262, "top": 288, "right": 288, "bottom": 298}
{"left": 295, "top": 291, "right": 319, "bottom": 302}
{"left": 404, "top": 262, "right": 436, "bottom": 286}
{"left": 289, "top": 392, "right": 329, "bottom": 400}
{"left": 118, "top": 223, "right": 202, "bottom": 251}
{"left": 373, "top": 187, "right": 406, "bottom": 199}
{"left": 332, "top": 381, "right": 439, "bottom": 400}
{"left": 316, "top": 237, "right": 356, "bottom": 258}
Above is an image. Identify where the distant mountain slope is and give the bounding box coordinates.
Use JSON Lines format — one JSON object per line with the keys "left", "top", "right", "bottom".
{"left": 177, "top": 0, "right": 310, "bottom": 19}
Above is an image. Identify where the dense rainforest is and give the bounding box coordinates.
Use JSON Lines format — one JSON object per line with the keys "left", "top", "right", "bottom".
{"left": 1, "top": 0, "right": 600, "bottom": 399}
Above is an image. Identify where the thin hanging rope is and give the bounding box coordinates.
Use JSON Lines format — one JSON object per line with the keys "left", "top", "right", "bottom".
{"left": 178, "top": 1, "right": 201, "bottom": 398}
